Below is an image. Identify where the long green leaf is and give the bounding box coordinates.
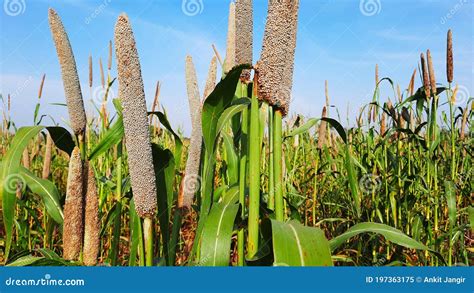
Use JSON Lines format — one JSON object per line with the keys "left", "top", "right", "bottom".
{"left": 285, "top": 118, "right": 319, "bottom": 138}
{"left": 88, "top": 116, "right": 124, "bottom": 161}
{"left": 150, "top": 111, "right": 183, "bottom": 170}
{"left": 444, "top": 181, "right": 456, "bottom": 229}
{"left": 263, "top": 219, "right": 333, "bottom": 266}
{"left": 152, "top": 144, "right": 175, "bottom": 265}
{"left": 20, "top": 166, "right": 63, "bottom": 224}
{"left": 329, "top": 222, "right": 445, "bottom": 263}
{"left": 222, "top": 132, "right": 239, "bottom": 185}
{"left": 202, "top": 64, "right": 251, "bottom": 154}
{"left": 322, "top": 117, "right": 347, "bottom": 144}
{"left": 1, "top": 126, "right": 44, "bottom": 260}
{"left": 199, "top": 198, "right": 240, "bottom": 266}
{"left": 216, "top": 102, "right": 250, "bottom": 142}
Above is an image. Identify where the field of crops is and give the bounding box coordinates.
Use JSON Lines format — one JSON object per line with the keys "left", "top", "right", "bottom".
{"left": 0, "top": 1, "right": 472, "bottom": 267}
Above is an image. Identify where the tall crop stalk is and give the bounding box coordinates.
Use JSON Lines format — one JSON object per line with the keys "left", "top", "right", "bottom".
{"left": 115, "top": 14, "right": 157, "bottom": 266}
{"left": 238, "top": 82, "right": 249, "bottom": 266}
{"left": 247, "top": 77, "right": 261, "bottom": 258}
{"left": 273, "top": 110, "right": 284, "bottom": 221}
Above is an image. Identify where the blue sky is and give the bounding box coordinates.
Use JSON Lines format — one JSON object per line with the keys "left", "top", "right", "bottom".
{"left": 0, "top": 0, "right": 472, "bottom": 134}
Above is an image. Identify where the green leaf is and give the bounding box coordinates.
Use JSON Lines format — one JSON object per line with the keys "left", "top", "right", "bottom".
{"left": 152, "top": 144, "right": 175, "bottom": 265}
{"left": 322, "top": 117, "right": 347, "bottom": 144}
{"left": 20, "top": 166, "right": 63, "bottom": 224}
{"left": 199, "top": 199, "right": 240, "bottom": 266}
{"left": 222, "top": 132, "right": 239, "bottom": 185}
{"left": 6, "top": 255, "right": 45, "bottom": 266}
{"left": 221, "top": 185, "right": 239, "bottom": 205}
{"left": 150, "top": 111, "right": 183, "bottom": 170}
{"left": 88, "top": 116, "right": 124, "bottom": 161}
{"left": 285, "top": 118, "right": 319, "bottom": 138}
{"left": 329, "top": 222, "right": 445, "bottom": 263}
{"left": 345, "top": 146, "right": 360, "bottom": 217}
{"left": 216, "top": 102, "right": 250, "bottom": 143}
{"left": 202, "top": 64, "right": 251, "bottom": 154}
{"left": 444, "top": 181, "right": 456, "bottom": 229}
{"left": 263, "top": 219, "right": 333, "bottom": 266}
{"left": 1, "top": 126, "right": 44, "bottom": 260}
{"left": 45, "top": 126, "right": 75, "bottom": 156}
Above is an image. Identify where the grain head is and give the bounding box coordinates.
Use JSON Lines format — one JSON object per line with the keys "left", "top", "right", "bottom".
{"left": 420, "top": 53, "right": 430, "bottom": 99}
{"left": 257, "top": 0, "right": 300, "bottom": 116}
{"left": 48, "top": 8, "right": 87, "bottom": 136}
{"left": 447, "top": 29, "right": 453, "bottom": 83}
{"left": 83, "top": 161, "right": 100, "bottom": 266}
{"left": 236, "top": 0, "right": 253, "bottom": 81}
{"left": 115, "top": 13, "right": 157, "bottom": 218}
{"left": 63, "top": 147, "right": 84, "bottom": 260}
{"left": 182, "top": 56, "right": 203, "bottom": 208}
{"left": 224, "top": 2, "right": 236, "bottom": 74}
{"left": 318, "top": 106, "right": 327, "bottom": 149}
{"left": 42, "top": 133, "right": 52, "bottom": 179}
{"left": 426, "top": 50, "right": 436, "bottom": 97}
{"left": 203, "top": 56, "right": 217, "bottom": 100}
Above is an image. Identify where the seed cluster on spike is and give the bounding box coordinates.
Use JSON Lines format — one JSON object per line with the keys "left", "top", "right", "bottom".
{"left": 63, "top": 147, "right": 84, "bottom": 260}
{"left": 446, "top": 30, "right": 453, "bottom": 84}
{"left": 236, "top": 0, "right": 253, "bottom": 81}
{"left": 48, "top": 9, "right": 87, "bottom": 136}
{"left": 224, "top": 2, "right": 236, "bottom": 74}
{"left": 203, "top": 56, "right": 217, "bottom": 100}
{"left": 181, "top": 56, "right": 203, "bottom": 208}
{"left": 426, "top": 50, "right": 437, "bottom": 97}
{"left": 420, "top": 53, "right": 430, "bottom": 99}
{"left": 83, "top": 162, "right": 100, "bottom": 266}
{"left": 257, "top": 0, "right": 300, "bottom": 116}
{"left": 115, "top": 14, "right": 157, "bottom": 218}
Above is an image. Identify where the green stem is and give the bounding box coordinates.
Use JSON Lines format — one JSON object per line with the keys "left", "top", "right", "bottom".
{"left": 273, "top": 109, "right": 284, "bottom": 221}
{"left": 238, "top": 84, "right": 249, "bottom": 266}
{"left": 268, "top": 106, "right": 275, "bottom": 210}
{"left": 247, "top": 92, "right": 261, "bottom": 259}
{"left": 143, "top": 217, "right": 154, "bottom": 266}
{"left": 110, "top": 142, "right": 122, "bottom": 266}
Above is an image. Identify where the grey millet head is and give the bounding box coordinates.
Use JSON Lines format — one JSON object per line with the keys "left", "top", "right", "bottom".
{"left": 114, "top": 13, "right": 158, "bottom": 218}
{"left": 48, "top": 8, "right": 87, "bottom": 136}
{"left": 257, "top": 0, "right": 300, "bottom": 116}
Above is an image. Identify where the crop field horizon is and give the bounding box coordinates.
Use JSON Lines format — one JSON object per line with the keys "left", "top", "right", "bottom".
{"left": 0, "top": 0, "right": 472, "bottom": 268}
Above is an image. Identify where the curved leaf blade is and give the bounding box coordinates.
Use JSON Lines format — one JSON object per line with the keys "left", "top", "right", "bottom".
{"left": 199, "top": 201, "right": 240, "bottom": 266}
{"left": 20, "top": 166, "right": 63, "bottom": 224}
{"left": 88, "top": 116, "right": 124, "bottom": 161}
{"left": 264, "top": 219, "right": 333, "bottom": 266}
{"left": 329, "top": 222, "right": 445, "bottom": 263}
